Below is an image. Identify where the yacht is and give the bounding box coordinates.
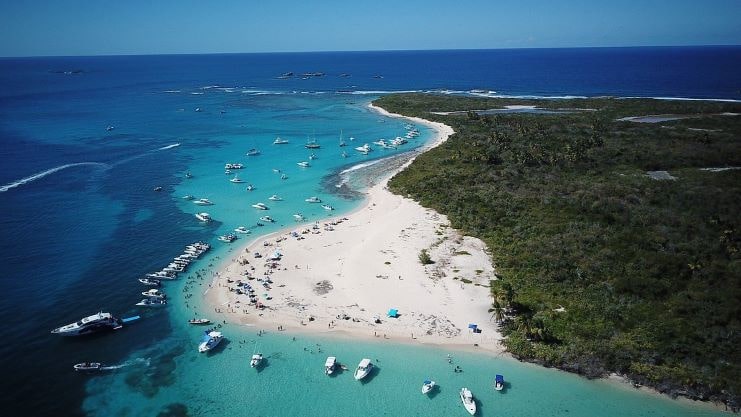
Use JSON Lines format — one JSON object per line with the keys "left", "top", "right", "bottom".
{"left": 293, "top": 213, "right": 305, "bottom": 221}
{"left": 138, "top": 278, "right": 161, "bottom": 287}
{"left": 297, "top": 161, "right": 310, "bottom": 167}
{"left": 354, "top": 358, "right": 373, "bottom": 380}
{"left": 305, "top": 196, "right": 321, "bottom": 203}
{"left": 51, "top": 312, "right": 122, "bottom": 336}
{"left": 142, "top": 289, "right": 166, "bottom": 299}
{"left": 136, "top": 298, "right": 167, "bottom": 307}
{"left": 494, "top": 374, "right": 505, "bottom": 391}
{"left": 325, "top": 357, "right": 337, "bottom": 375}
{"left": 218, "top": 234, "right": 238, "bottom": 243}
{"left": 250, "top": 353, "right": 263, "bottom": 368}
{"left": 74, "top": 362, "right": 104, "bottom": 372}
{"left": 355, "top": 144, "right": 372, "bottom": 154}
{"left": 195, "top": 212, "right": 212, "bottom": 222}
{"left": 198, "top": 330, "right": 223, "bottom": 353}
{"left": 321, "top": 204, "right": 334, "bottom": 211}
{"left": 225, "top": 163, "right": 244, "bottom": 170}
{"left": 230, "top": 175, "right": 244, "bottom": 183}
{"left": 259, "top": 215, "right": 275, "bottom": 223}
{"left": 460, "top": 388, "right": 476, "bottom": 415}
{"left": 268, "top": 195, "right": 282, "bottom": 201}
{"left": 246, "top": 148, "right": 260, "bottom": 156}
{"left": 422, "top": 380, "right": 436, "bottom": 395}
{"left": 188, "top": 318, "right": 211, "bottom": 325}
{"left": 251, "top": 203, "right": 269, "bottom": 210}
{"left": 234, "top": 226, "right": 250, "bottom": 234}
{"left": 273, "top": 137, "right": 289, "bottom": 145}
{"left": 305, "top": 139, "right": 321, "bottom": 149}
{"left": 193, "top": 198, "right": 213, "bottom": 206}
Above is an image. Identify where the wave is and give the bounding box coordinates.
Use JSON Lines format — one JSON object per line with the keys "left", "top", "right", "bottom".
{"left": 0, "top": 162, "right": 109, "bottom": 193}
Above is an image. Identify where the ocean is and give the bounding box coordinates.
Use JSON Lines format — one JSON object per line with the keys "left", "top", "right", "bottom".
{"left": 0, "top": 47, "right": 738, "bottom": 417}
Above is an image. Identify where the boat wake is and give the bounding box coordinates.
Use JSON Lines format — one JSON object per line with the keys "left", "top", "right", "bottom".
{"left": 158, "top": 143, "right": 181, "bottom": 151}
{"left": 99, "top": 357, "right": 151, "bottom": 371}
{"left": 0, "top": 162, "right": 109, "bottom": 193}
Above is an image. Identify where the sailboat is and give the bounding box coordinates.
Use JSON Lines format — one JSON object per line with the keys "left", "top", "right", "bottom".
{"left": 339, "top": 130, "right": 347, "bottom": 147}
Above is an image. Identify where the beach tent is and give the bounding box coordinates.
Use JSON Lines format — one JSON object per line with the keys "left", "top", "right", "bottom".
{"left": 387, "top": 308, "right": 399, "bottom": 318}
{"left": 468, "top": 323, "right": 478, "bottom": 332}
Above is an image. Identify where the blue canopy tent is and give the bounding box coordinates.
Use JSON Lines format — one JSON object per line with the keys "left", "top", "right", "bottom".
{"left": 387, "top": 308, "right": 399, "bottom": 318}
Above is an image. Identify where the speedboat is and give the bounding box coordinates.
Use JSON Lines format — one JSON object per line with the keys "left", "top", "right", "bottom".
{"left": 246, "top": 184, "right": 255, "bottom": 191}
{"left": 494, "top": 374, "right": 505, "bottom": 391}
{"left": 460, "top": 388, "right": 476, "bottom": 415}
{"left": 73, "top": 362, "right": 103, "bottom": 372}
{"left": 251, "top": 203, "right": 268, "bottom": 210}
{"left": 246, "top": 148, "right": 260, "bottom": 156}
{"left": 309, "top": 153, "right": 317, "bottom": 160}
{"left": 273, "top": 137, "right": 289, "bottom": 144}
{"left": 259, "top": 215, "right": 275, "bottom": 223}
{"left": 297, "top": 161, "right": 310, "bottom": 167}
{"left": 234, "top": 226, "right": 250, "bottom": 234}
{"left": 218, "top": 234, "right": 238, "bottom": 243}
{"left": 193, "top": 198, "right": 213, "bottom": 206}
{"left": 136, "top": 298, "right": 167, "bottom": 307}
{"left": 355, "top": 144, "right": 371, "bottom": 154}
{"left": 293, "top": 213, "right": 305, "bottom": 221}
{"left": 250, "top": 353, "right": 263, "bottom": 368}
{"left": 106, "top": 125, "right": 114, "bottom": 131}
{"left": 138, "top": 278, "right": 161, "bottom": 287}
{"left": 305, "top": 196, "right": 321, "bottom": 203}
{"left": 142, "top": 289, "right": 165, "bottom": 299}
{"left": 422, "top": 379, "right": 436, "bottom": 394}
{"left": 182, "top": 195, "right": 194, "bottom": 200}
{"left": 373, "top": 139, "right": 387, "bottom": 147}
{"left": 321, "top": 204, "right": 334, "bottom": 211}
{"left": 153, "top": 186, "right": 163, "bottom": 192}
{"left": 51, "top": 312, "right": 122, "bottom": 336}
{"left": 195, "top": 212, "right": 212, "bottom": 222}
{"left": 280, "top": 173, "right": 288, "bottom": 180}
{"left": 268, "top": 195, "right": 282, "bottom": 201}
{"left": 198, "top": 330, "right": 223, "bottom": 353}
{"left": 188, "top": 318, "right": 211, "bottom": 325}
{"left": 354, "top": 358, "right": 373, "bottom": 380}
{"left": 224, "top": 163, "right": 243, "bottom": 170}
{"left": 230, "top": 175, "right": 243, "bottom": 183}
{"left": 325, "top": 356, "right": 337, "bottom": 375}
{"left": 195, "top": 107, "right": 202, "bottom": 112}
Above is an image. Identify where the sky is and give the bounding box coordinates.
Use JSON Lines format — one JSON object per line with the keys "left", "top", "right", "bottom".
{"left": 0, "top": 0, "right": 740, "bottom": 57}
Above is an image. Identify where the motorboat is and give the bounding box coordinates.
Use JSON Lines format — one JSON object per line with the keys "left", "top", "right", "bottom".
{"left": 354, "top": 358, "right": 373, "bottom": 380}
{"left": 268, "top": 195, "right": 282, "bottom": 201}
{"left": 136, "top": 298, "right": 167, "bottom": 307}
{"left": 225, "top": 169, "right": 232, "bottom": 175}
{"left": 193, "top": 198, "right": 213, "bottom": 206}
{"left": 73, "top": 362, "right": 103, "bottom": 372}
{"left": 225, "top": 163, "right": 244, "bottom": 170}
{"left": 182, "top": 195, "right": 194, "bottom": 200}
{"left": 230, "top": 175, "right": 243, "bottom": 183}
{"left": 250, "top": 353, "right": 263, "bottom": 368}
{"left": 153, "top": 186, "right": 163, "bottom": 192}
{"left": 273, "top": 137, "right": 289, "bottom": 144}
{"left": 293, "top": 213, "right": 305, "bottom": 221}
{"left": 234, "top": 226, "right": 250, "bottom": 234}
{"left": 422, "top": 379, "right": 436, "bottom": 394}
{"left": 460, "top": 388, "right": 476, "bottom": 415}
{"left": 297, "top": 161, "right": 310, "bottom": 167}
{"left": 195, "top": 212, "right": 212, "bottom": 222}
{"left": 138, "top": 278, "right": 161, "bottom": 287}
{"left": 185, "top": 172, "right": 193, "bottom": 178}
{"left": 188, "top": 318, "right": 211, "bottom": 325}
{"left": 373, "top": 139, "right": 387, "bottom": 147}
{"left": 355, "top": 144, "right": 372, "bottom": 154}
{"left": 218, "top": 234, "right": 238, "bottom": 243}
{"left": 143, "top": 289, "right": 165, "bottom": 299}
{"left": 321, "top": 204, "right": 334, "bottom": 211}
{"left": 195, "top": 107, "right": 202, "bottom": 112}
{"left": 280, "top": 173, "right": 288, "bottom": 180}
{"left": 252, "top": 203, "right": 269, "bottom": 210}
{"left": 51, "top": 312, "right": 122, "bottom": 336}
{"left": 106, "top": 125, "right": 115, "bottom": 131}
{"left": 325, "top": 356, "right": 337, "bottom": 375}
{"left": 246, "top": 184, "right": 255, "bottom": 191}
{"left": 259, "top": 216, "right": 275, "bottom": 223}
{"left": 309, "top": 153, "right": 317, "bottom": 160}
{"left": 495, "top": 374, "right": 505, "bottom": 391}
{"left": 198, "top": 330, "right": 223, "bottom": 353}
{"left": 305, "top": 196, "right": 321, "bottom": 203}
{"left": 246, "top": 148, "right": 260, "bottom": 156}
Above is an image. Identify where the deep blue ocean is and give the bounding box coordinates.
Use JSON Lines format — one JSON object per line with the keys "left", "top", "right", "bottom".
{"left": 1, "top": 47, "right": 739, "bottom": 417}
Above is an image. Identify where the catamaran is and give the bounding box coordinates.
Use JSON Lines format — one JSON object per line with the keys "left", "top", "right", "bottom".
{"left": 354, "top": 358, "right": 373, "bottom": 380}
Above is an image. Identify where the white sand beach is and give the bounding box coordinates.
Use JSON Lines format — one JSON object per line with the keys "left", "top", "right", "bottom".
{"left": 204, "top": 104, "right": 504, "bottom": 354}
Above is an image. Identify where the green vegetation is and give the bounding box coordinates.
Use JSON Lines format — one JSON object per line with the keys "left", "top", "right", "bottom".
{"left": 376, "top": 93, "right": 741, "bottom": 408}
{"left": 418, "top": 249, "right": 434, "bottom": 265}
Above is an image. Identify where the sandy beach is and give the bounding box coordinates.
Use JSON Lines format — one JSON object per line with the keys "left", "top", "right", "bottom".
{"left": 204, "top": 103, "right": 504, "bottom": 354}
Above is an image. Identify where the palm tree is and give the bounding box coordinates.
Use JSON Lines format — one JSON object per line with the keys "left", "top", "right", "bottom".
{"left": 490, "top": 300, "right": 505, "bottom": 323}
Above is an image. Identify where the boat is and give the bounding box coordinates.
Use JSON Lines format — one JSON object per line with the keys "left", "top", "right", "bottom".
{"left": 138, "top": 278, "right": 161, "bottom": 287}
{"left": 106, "top": 125, "right": 114, "bottom": 131}
{"left": 341, "top": 151, "right": 348, "bottom": 158}
{"left": 136, "top": 298, "right": 167, "bottom": 307}
{"left": 185, "top": 172, "right": 193, "bottom": 179}
{"left": 259, "top": 215, "right": 275, "bottom": 223}
{"left": 324, "top": 356, "right": 337, "bottom": 375}
{"left": 297, "top": 161, "right": 310, "bottom": 167}
{"left": 280, "top": 173, "right": 288, "bottom": 180}
{"left": 250, "top": 353, "right": 263, "bottom": 368}
{"left": 225, "top": 163, "right": 244, "bottom": 170}
{"left": 273, "top": 137, "right": 289, "bottom": 144}
{"left": 246, "top": 184, "right": 255, "bottom": 191}
{"left": 195, "top": 212, "right": 212, "bottom": 222}
{"left": 373, "top": 139, "right": 387, "bottom": 147}
{"left": 305, "top": 196, "right": 321, "bottom": 203}
{"left": 188, "top": 318, "right": 211, "bottom": 325}
{"left": 251, "top": 203, "right": 269, "bottom": 210}
{"left": 182, "top": 195, "right": 194, "bottom": 200}
{"left": 73, "top": 362, "right": 103, "bottom": 372}
{"left": 230, "top": 175, "right": 243, "bottom": 183}
{"left": 218, "top": 234, "right": 238, "bottom": 243}
{"left": 422, "top": 379, "right": 436, "bottom": 395}
{"left": 293, "top": 213, "right": 305, "bottom": 221}
{"left": 195, "top": 107, "right": 202, "bottom": 112}
{"left": 193, "top": 198, "right": 213, "bottom": 206}
{"left": 308, "top": 153, "right": 317, "bottom": 160}
{"left": 494, "top": 374, "right": 505, "bottom": 391}
{"left": 305, "top": 139, "right": 321, "bottom": 149}
{"left": 198, "top": 330, "right": 223, "bottom": 353}
{"left": 51, "top": 312, "right": 122, "bottom": 336}
{"left": 234, "top": 226, "right": 250, "bottom": 234}
{"left": 268, "top": 195, "right": 282, "bottom": 201}
{"left": 460, "top": 388, "right": 476, "bottom": 415}
{"left": 246, "top": 148, "right": 260, "bottom": 156}
{"left": 153, "top": 186, "right": 163, "bottom": 192}
{"left": 355, "top": 144, "right": 372, "bottom": 154}
{"left": 225, "top": 169, "right": 232, "bottom": 175}
{"left": 339, "top": 130, "right": 347, "bottom": 147}
{"left": 321, "top": 204, "right": 334, "bottom": 211}
{"left": 142, "top": 289, "right": 165, "bottom": 299}
{"left": 354, "top": 358, "right": 373, "bottom": 380}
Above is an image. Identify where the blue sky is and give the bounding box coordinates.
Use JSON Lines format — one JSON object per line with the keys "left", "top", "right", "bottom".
{"left": 1, "top": 0, "right": 739, "bottom": 56}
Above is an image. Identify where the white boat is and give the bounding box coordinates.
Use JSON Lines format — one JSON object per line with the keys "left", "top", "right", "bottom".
{"left": 373, "top": 139, "right": 387, "bottom": 147}
{"left": 136, "top": 298, "right": 167, "bottom": 307}
{"left": 354, "top": 358, "right": 373, "bottom": 380}
{"left": 193, "top": 198, "right": 213, "bottom": 206}
{"left": 268, "top": 195, "right": 282, "bottom": 201}
{"left": 305, "top": 196, "right": 321, "bottom": 203}
{"left": 259, "top": 215, "right": 275, "bottom": 223}
{"left": 494, "top": 374, "right": 505, "bottom": 391}
{"left": 138, "top": 278, "right": 161, "bottom": 287}
{"left": 251, "top": 203, "right": 269, "bottom": 210}
{"left": 422, "top": 379, "right": 436, "bottom": 394}
{"left": 142, "top": 289, "right": 166, "bottom": 299}
{"left": 188, "top": 318, "right": 211, "bottom": 325}
{"left": 225, "top": 163, "right": 243, "bottom": 170}
{"left": 246, "top": 148, "right": 260, "bottom": 156}
{"left": 230, "top": 175, "right": 243, "bottom": 183}
{"left": 182, "top": 195, "right": 195, "bottom": 200}
{"left": 321, "top": 204, "right": 334, "bottom": 211}
{"left": 51, "top": 312, "right": 122, "bottom": 336}
{"left": 460, "top": 388, "right": 476, "bottom": 415}
{"left": 355, "top": 144, "right": 372, "bottom": 154}
{"left": 325, "top": 356, "right": 337, "bottom": 375}
{"left": 234, "top": 226, "right": 250, "bottom": 234}
{"left": 305, "top": 139, "right": 321, "bottom": 149}
{"left": 273, "top": 137, "right": 289, "bottom": 144}
{"left": 250, "top": 353, "right": 263, "bottom": 368}
{"left": 293, "top": 213, "right": 305, "bottom": 221}
{"left": 195, "top": 107, "right": 202, "bottom": 112}
{"left": 74, "top": 362, "right": 104, "bottom": 372}
{"left": 341, "top": 151, "right": 348, "bottom": 158}
{"left": 218, "top": 234, "right": 238, "bottom": 243}
{"left": 198, "top": 330, "right": 223, "bottom": 353}
{"left": 339, "top": 130, "right": 346, "bottom": 147}
{"left": 225, "top": 169, "right": 232, "bottom": 175}
{"left": 297, "top": 161, "right": 310, "bottom": 167}
{"left": 280, "top": 173, "right": 288, "bottom": 180}
{"left": 246, "top": 184, "right": 255, "bottom": 191}
{"left": 195, "top": 212, "right": 212, "bottom": 222}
